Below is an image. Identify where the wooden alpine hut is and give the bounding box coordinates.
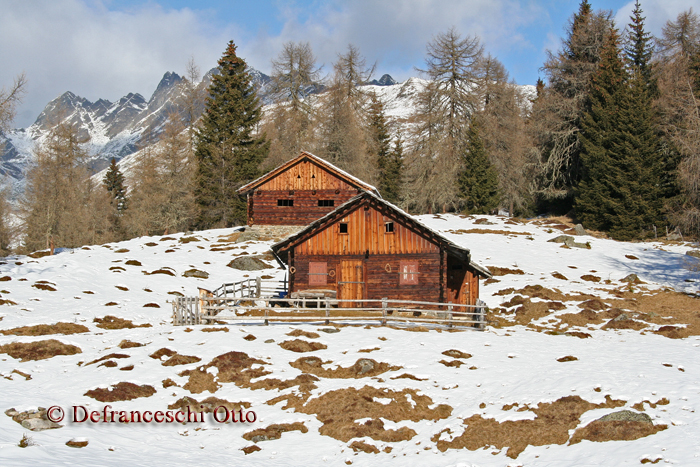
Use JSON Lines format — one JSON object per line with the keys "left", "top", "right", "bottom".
{"left": 270, "top": 191, "right": 491, "bottom": 307}
{"left": 237, "top": 151, "right": 380, "bottom": 226}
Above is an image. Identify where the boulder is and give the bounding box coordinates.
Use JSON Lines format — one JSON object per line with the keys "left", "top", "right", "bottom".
{"left": 597, "top": 410, "right": 653, "bottom": 424}
{"left": 574, "top": 224, "right": 587, "bottom": 236}
{"left": 548, "top": 235, "right": 574, "bottom": 244}
{"left": 183, "top": 269, "right": 209, "bottom": 279}
{"left": 21, "top": 417, "right": 62, "bottom": 431}
{"left": 227, "top": 256, "right": 272, "bottom": 271}
{"left": 355, "top": 359, "right": 376, "bottom": 375}
{"left": 686, "top": 250, "right": 700, "bottom": 259}
{"left": 548, "top": 235, "right": 591, "bottom": 249}
{"left": 621, "top": 273, "right": 641, "bottom": 283}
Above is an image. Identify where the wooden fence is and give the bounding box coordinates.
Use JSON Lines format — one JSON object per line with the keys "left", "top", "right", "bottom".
{"left": 172, "top": 285, "right": 487, "bottom": 329}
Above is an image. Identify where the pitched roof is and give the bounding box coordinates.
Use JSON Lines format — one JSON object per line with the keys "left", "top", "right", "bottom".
{"left": 237, "top": 151, "right": 379, "bottom": 195}
{"left": 271, "top": 191, "right": 491, "bottom": 278}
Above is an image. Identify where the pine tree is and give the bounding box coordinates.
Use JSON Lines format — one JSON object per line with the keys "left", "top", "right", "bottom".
{"left": 456, "top": 120, "right": 499, "bottom": 214}
{"left": 533, "top": 1, "right": 612, "bottom": 206}
{"left": 193, "top": 40, "right": 268, "bottom": 228}
{"left": 576, "top": 28, "right": 663, "bottom": 240}
{"left": 382, "top": 135, "right": 404, "bottom": 205}
{"left": 103, "top": 158, "right": 128, "bottom": 213}
{"left": 367, "top": 93, "right": 391, "bottom": 185}
{"left": 624, "top": 1, "right": 656, "bottom": 93}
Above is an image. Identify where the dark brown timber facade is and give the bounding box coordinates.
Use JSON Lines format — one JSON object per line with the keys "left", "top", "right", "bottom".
{"left": 271, "top": 193, "right": 491, "bottom": 306}
{"left": 237, "top": 151, "right": 379, "bottom": 226}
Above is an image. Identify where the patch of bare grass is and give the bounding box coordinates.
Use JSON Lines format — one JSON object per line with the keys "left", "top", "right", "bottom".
{"left": 162, "top": 354, "right": 201, "bottom": 366}
{"left": 168, "top": 396, "right": 251, "bottom": 412}
{"left": 286, "top": 329, "right": 320, "bottom": 339}
{"left": 86, "top": 353, "right": 129, "bottom": 366}
{"left": 143, "top": 268, "right": 176, "bottom": 276}
{"left": 442, "top": 349, "right": 472, "bottom": 359}
{"left": 180, "top": 351, "right": 270, "bottom": 394}
{"left": 117, "top": 340, "right": 144, "bottom": 349}
{"left": 32, "top": 283, "right": 56, "bottom": 292}
{"left": 94, "top": 316, "right": 151, "bottom": 330}
{"left": 85, "top": 382, "right": 156, "bottom": 402}
{"left": 0, "top": 339, "right": 81, "bottom": 361}
{"left": 488, "top": 267, "right": 526, "bottom": 276}
{"left": 391, "top": 373, "right": 427, "bottom": 381}
{"left": 243, "top": 334, "right": 256, "bottom": 341}
{"left": 243, "top": 422, "right": 307, "bottom": 443}
{"left": 569, "top": 420, "right": 666, "bottom": 444}
{"left": 435, "top": 395, "right": 625, "bottom": 458}
{"left": 1, "top": 322, "right": 88, "bottom": 336}
{"left": 269, "top": 386, "right": 451, "bottom": 443}
{"left": 202, "top": 327, "right": 228, "bottom": 332}
{"left": 279, "top": 339, "right": 327, "bottom": 353}
{"left": 290, "top": 357, "right": 399, "bottom": 378}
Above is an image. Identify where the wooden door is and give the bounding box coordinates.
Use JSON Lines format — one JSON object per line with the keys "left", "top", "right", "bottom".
{"left": 338, "top": 260, "right": 364, "bottom": 307}
{"left": 446, "top": 256, "right": 468, "bottom": 305}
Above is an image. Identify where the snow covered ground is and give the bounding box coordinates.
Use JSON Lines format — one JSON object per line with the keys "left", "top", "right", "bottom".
{"left": 0, "top": 215, "right": 699, "bottom": 466}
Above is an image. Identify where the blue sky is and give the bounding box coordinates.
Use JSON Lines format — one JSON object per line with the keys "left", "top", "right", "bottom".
{"left": 2, "top": 0, "right": 697, "bottom": 128}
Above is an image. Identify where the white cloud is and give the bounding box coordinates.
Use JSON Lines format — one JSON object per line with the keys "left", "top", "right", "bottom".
{"left": 1, "top": 0, "right": 236, "bottom": 128}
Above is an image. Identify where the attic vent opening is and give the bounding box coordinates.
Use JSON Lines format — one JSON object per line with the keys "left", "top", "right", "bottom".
{"left": 311, "top": 174, "right": 316, "bottom": 178}
{"left": 339, "top": 223, "right": 348, "bottom": 234}
{"left": 318, "top": 200, "right": 334, "bottom": 207}
{"left": 277, "top": 199, "right": 294, "bottom": 207}
{"left": 385, "top": 222, "right": 394, "bottom": 233}
{"left": 297, "top": 175, "right": 301, "bottom": 179}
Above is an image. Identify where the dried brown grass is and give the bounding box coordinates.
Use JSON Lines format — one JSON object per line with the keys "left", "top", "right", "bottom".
{"left": 442, "top": 349, "right": 472, "bottom": 359}
{"left": 435, "top": 395, "right": 625, "bottom": 458}
{"left": 349, "top": 440, "right": 379, "bottom": 453}
{"left": 162, "top": 354, "right": 201, "bottom": 366}
{"left": 268, "top": 386, "right": 451, "bottom": 443}
{"left": 94, "top": 316, "right": 151, "bottom": 330}
{"left": 243, "top": 334, "right": 256, "bottom": 341}
{"left": 391, "top": 373, "right": 427, "bottom": 381}
{"left": 289, "top": 357, "right": 400, "bottom": 379}
{"left": 1, "top": 322, "right": 88, "bottom": 336}
{"left": 86, "top": 353, "right": 129, "bottom": 366}
{"left": 85, "top": 382, "right": 156, "bottom": 402}
{"left": 488, "top": 267, "right": 526, "bottom": 276}
{"left": 118, "top": 340, "right": 144, "bottom": 349}
{"left": 569, "top": 420, "right": 666, "bottom": 444}
{"left": 32, "top": 283, "right": 56, "bottom": 291}
{"left": 243, "top": 422, "right": 308, "bottom": 442}
{"left": 179, "top": 351, "right": 271, "bottom": 394}
{"left": 168, "top": 396, "right": 251, "bottom": 412}
{"left": 201, "top": 327, "right": 229, "bottom": 332}
{"left": 279, "top": 339, "right": 327, "bottom": 352}
{"left": 631, "top": 398, "right": 669, "bottom": 411}
{"left": 286, "top": 329, "right": 320, "bottom": 339}
{"left": 0, "top": 339, "right": 81, "bottom": 361}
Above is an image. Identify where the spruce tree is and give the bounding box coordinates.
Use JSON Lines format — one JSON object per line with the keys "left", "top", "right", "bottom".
{"left": 456, "top": 120, "right": 499, "bottom": 214}
{"left": 576, "top": 27, "right": 663, "bottom": 240}
{"left": 194, "top": 40, "right": 268, "bottom": 228}
{"left": 382, "top": 135, "right": 404, "bottom": 205}
{"left": 103, "top": 158, "right": 128, "bottom": 213}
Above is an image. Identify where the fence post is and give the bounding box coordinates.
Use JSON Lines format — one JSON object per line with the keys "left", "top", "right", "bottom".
{"left": 325, "top": 297, "right": 330, "bottom": 325}
{"left": 256, "top": 276, "right": 261, "bottom": 298}
{"left": 264, "top": 307, "right": 269, "bottom": 326}
{"left": 447, "top": 302, "right": 453, "bottom": 329}
{"left": 381, "top": 298, "right": 387, "bottom": 326}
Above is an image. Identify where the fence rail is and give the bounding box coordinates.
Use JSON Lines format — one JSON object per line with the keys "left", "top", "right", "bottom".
{"left": 172, "top": 288, "right": 487, "bottom": 329}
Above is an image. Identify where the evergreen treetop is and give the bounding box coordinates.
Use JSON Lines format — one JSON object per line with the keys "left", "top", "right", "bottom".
{"left": 194, "top": 40, "right": 268, "bottom": 228}
{"left": 456, "top": 119, "right": 499, "bottom": 214}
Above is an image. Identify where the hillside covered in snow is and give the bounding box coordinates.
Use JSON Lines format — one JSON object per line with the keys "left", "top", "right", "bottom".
{"left": 0, "top": 214, "right": 699, "bottom": 466}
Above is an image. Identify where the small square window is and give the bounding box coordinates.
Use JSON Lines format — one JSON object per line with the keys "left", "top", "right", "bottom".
{"left": 385, "top": 222, "right": 394, "bottom": 233}
{"left": 339, "top": 223, "right": 348, "bottom": 234}
{"left": 277, "top": 199, "right": 294, "bottom": 207}
{"left": 399, "top": 261, "right": 419, "bottom": 285}
{"left": 318, "top": 200, "right": 335, "bottom": 207}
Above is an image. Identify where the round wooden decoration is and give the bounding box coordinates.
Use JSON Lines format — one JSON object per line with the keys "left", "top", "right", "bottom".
{"left": 328, "top": 269, "right": 336, "bottom": 277}
{"left": 385, "top": 264, "right": 392, "bottom": 273}
{"left": 289, "top": 266, "right": 296, "bottom": 274}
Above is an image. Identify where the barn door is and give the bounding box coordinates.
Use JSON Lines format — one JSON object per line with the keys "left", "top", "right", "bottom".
{"left": 338, "top": 260, "right": 364, "bottom": 307}
{"left": 446, "top": 256, "right": 468, "bottom": 305}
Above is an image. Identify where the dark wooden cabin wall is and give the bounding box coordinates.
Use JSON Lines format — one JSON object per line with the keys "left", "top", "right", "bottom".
{"left": 247, "top": 159, "right": 362, "bottom": 226}
{"left": 290, "top": 253, "right": 442, "bottom": 303}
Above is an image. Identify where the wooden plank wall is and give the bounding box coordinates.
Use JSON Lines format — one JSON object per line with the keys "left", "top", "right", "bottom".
{"left": 249, "top": 159, "right": 362, "bottom": 225}
{"left": 291, "top": 253, "right": 442, "bottom": 303}
{"left": 295, "top": 204, "right": 439, "bottom": 256}
{"left": 250, "top": 190, "right": 359, "bottom": 225}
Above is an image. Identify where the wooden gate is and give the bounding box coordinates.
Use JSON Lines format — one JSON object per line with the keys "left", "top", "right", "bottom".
{"left": 338, "top": 260, "right": 364, "bottom": 307}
